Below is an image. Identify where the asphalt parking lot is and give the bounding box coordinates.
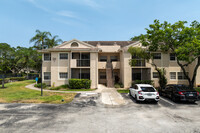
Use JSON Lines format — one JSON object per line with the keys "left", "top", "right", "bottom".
{"left": 0, "top": 93, "right": 200, "bottom": 133}
{"left": 121, "top": 93, "right": 200, "bottom": 108}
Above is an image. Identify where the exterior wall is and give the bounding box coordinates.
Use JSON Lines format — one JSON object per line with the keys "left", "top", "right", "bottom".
{"left": 90, "top": 52, "right": 98, "bottom": 88}
{"left": 42, "top": 55, "right": 51, "bottom": 85}
{"left": 121, "top": 51, "right": 132, "bottom": 88}
{"left": 41, "top": 40, "right": 200, "bottom": 88}
{"left": 97, "top": 45, "right": 121, "bottom": 52}
{"left": 50, "top": 52, "right": 69, "bottom": 87}
{"left": 151, "top": 52, "right": 190, "bottom": 87}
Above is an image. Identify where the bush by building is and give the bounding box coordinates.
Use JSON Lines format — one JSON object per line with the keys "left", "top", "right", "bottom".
{"left": 69, "top": 79, "right": 91, "bottom": 89}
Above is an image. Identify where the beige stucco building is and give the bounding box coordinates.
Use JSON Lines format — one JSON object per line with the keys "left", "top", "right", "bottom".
{"left": 39, "top": 39, "right": 200, "bottom": 88}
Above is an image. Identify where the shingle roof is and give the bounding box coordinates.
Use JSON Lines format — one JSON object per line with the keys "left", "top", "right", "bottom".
{"left": 62, "top": 41, "right": 137, "bottom": 47}
{"left": 83, "top": 41, "right": 137, "bottom": 47}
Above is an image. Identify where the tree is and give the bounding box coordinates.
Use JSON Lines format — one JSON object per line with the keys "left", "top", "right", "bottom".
{"left": 0, "top": 43, "right": 15, "bottom": 88}
{"left": 15, "top": 47, "right": 38, "bottom": 76}
{"left": 30, "top": 29, "right": 52, "bottom": 50}
{"left": 128, "top": 47, "right": 167, "bottom": 89}
{"left": 139, "top": 19, "right": 200, "bottom": 89}
{"left": 45, "top": 35, "right": 63, "bottom": 48}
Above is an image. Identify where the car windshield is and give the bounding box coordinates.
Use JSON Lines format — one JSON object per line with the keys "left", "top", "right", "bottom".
{"left": 176, "top": 86, "right": 195, "bottom": 91}
{"left": 140, "top": 87, "right": 156, "bottom": 92}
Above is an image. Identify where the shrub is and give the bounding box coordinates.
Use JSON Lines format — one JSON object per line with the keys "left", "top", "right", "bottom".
{"left": 132, "top": 80, "right": 154, "bottom": 87}
{"left": 69, "top": 79, "right": 91, "bottom": 89}
{"left": 10, "top": 77, "right": 26, "bottom": 81}
{"left": 0, "top": 78, "right": 10, "bottom": 85}
{"left": 34, "top": 83, "right": 47, "bottom": 88}
{"left": 37, "top": 77, "right": 42, "bottom": 83}
{"left": 114, "top": 83, "right": 124, "bottom": 88}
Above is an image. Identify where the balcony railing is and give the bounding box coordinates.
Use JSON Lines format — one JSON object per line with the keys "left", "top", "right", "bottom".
{"left": 77, "top": 59, "right": 90, "bottom": 67}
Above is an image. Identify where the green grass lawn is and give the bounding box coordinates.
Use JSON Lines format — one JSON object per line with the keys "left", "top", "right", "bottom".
{"left": 117, "top": 89, "right": 129, "bottom": 93}
{"left": 0, "top": 80, "right": 76, "bottom": 104}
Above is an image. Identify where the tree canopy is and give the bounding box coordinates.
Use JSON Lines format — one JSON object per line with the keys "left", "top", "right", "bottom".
{"left": 137, "top": 19, "right": 200, "bottom": 88}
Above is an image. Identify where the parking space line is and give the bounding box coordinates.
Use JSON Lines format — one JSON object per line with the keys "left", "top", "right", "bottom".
{"left": 160, "top": 97, "right": 175, "bottom": 106}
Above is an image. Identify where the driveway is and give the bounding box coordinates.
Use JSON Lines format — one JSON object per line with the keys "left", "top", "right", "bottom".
{"left": 0, "top": 93, "right": 200, "bottom": 133}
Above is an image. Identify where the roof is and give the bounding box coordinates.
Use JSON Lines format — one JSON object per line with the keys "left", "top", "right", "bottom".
{"left": 135, "top": 84, "right": 154, "bottom": 87}
{"left": 62, "top": 41, "right": 137, "bottom": 47}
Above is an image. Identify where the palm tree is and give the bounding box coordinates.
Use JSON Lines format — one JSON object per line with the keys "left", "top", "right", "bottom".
{"left": 30, "top": 30, "right": 52, "bottom": 50}
{"left": 45, "top": 35, "right": 63, "bottom": 48}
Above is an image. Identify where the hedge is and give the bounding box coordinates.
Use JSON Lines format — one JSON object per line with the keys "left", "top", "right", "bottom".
{"left": 0, "top": 77, "right": 26, "bottom": 84}
{"left": 34, "top": 83, "right": 47, "bottom": 88}
{"left": 114, "top": 83, "right": 124, "bottom": 88}
{"left": 9, "top": 77, "right": 26, "bottom": 81}
{"left": 132, "top": 80, "right": 154, "bottom": 86}
{"left": 69, "top": 79, "right": 91, "bottom": 89}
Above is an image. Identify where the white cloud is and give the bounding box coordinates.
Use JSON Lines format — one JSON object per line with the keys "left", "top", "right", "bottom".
{"left": 56, "top": 10, "right": 77, "bottom": 19}
{"left": 27, "top": 0, "right": 78, "bottom": 19}
{"left": 83, "top": 0, "right": 101, "bottom": 8}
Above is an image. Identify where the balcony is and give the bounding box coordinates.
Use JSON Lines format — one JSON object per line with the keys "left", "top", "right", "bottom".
{"left": 112, "top": 61, "right": 120, "bottom": 69}
{"left": 71, "top": 59, "right": 90, "bottom": 68}
{"left": 98, "top": 62, "right": 106, "bottom": 69}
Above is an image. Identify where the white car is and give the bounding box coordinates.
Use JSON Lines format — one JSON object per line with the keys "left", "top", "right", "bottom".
{"left": 129, "top": 84, "right": 160, "bottom": 102}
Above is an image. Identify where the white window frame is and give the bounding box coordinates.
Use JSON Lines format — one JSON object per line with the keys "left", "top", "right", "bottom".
{"left": 43, "top": 53, "right": 51, "bottom": 61}
{"left": 153, "top": 53, "right": 161, "bottom": 59}
{"left": 153, "top": 72, "right": 159, "bottom": 79}
{"left": 170, "top": 53, "right": 176, "bottom": 61}
{"left": 43, "top": 72, "right": 51, "bottom": 81}
{"left": 59, "top": 53, "right": 68, "bottom": 60}
{"left": 170, "top": 72, "right": 176, "bottom": 80}
{"left": 59, "top": 72, "right": 68, "bottom": 80}
{"left": 178, "top": 72, "right": 188, "bottom": 80}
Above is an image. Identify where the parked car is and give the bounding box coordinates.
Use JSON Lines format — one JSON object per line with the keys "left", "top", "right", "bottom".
{"left": 129, "top": 84, "right": 160, "bottom": 102}
{"left": 158, "top": 84, "right": 199, "bottom": 103}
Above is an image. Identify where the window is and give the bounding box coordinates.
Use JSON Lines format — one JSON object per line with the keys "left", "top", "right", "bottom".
{"left": 141, "top": 87, "right": 156, "bottom": 92}
{"left": 71, "top": 42, "right": 79, "bottom": 47}
{"left": 60, "top": 53, "right": 68, "bottom": 60}
{"left": 99, "top": 56, "right": 107, "bottom": 62}
{"left": 170, "top": 53, "right": 176, "bottom": 61}
{"left": 81, "top": 53, "right": 90, "bottom": 59}
{"left": 178, "top": 72, "right": 188, "bottom": 80}
{"left": 44, "top": 53, "right": 51, "bottom": 61}
{"left": 153, "top": 53, "right": 161, "bottom": 59}
{"left": 59, "top": 72, "right": 68, "bottom": 79}
{"left": 170, "top": 72, "right": 176, "bottom": 79}
{"left": 44, "top": 72, "right": 51, "bottom": 80}
{"left": 153, "top": 72, "right": 159, "bottom": 78}
{"left": 100, "top": 72, "right": 106, "bottom": 79}
{"left": 80, "top": 73, "right": 90, "bottom": 79}
{"left": 110, "top": 56, "right": 118, "bottom": 62}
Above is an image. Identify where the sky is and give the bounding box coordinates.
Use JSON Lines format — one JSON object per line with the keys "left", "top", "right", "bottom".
{"left": 1, "top": 0, "right": 200, "bottom": 48}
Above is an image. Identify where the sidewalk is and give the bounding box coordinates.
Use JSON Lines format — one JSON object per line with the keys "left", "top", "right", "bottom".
{"left": 26, "top": 84, "right": 127, "bottom": 106}
{"left": 98, "top": 84, "right": 127, "bottom": 106}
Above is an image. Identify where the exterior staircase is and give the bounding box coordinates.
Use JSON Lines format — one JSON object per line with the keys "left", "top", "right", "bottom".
{"left": 106, "top": 62, "right": 114, "bottom": 87}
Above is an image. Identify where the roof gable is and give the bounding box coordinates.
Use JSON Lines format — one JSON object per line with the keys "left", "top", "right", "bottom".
{"left": 55, "top": 39, "right": 95, "bottom": 49}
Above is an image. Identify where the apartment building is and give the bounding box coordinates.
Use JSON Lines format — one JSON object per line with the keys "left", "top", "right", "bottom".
{"left": 39, "top": 39, "right": 200, "bottom": 88}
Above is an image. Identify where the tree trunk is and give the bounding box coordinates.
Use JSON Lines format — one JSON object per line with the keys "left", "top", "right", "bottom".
{"left": 177, "top": 58, "right": 200, "bottom": 89}
{"left": 2, "top": 74, "right": 5, "bottom": 88}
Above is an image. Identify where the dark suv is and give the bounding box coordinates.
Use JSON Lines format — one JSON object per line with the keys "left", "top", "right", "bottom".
{"left": 158, "top": 84, "right": 199, "bottom": 103}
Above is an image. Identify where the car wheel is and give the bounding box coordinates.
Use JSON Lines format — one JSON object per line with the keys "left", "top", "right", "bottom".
{"left": 159, "top": 91, "right": 162, "bottom": 96}
{"left": 190, "top": 100, "right": 196, "bottom": 104}
{"left": 135, "top": 95, "right": 139, "bottom": 102}
{"left": 129, "top": 90, "right": 132, "bottom": 97}
{"left": 171, "top": 94, "right": 176, "bottom": 102}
